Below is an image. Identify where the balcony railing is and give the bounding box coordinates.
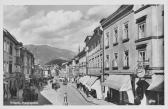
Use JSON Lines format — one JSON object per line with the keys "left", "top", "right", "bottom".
{"left": 137, "top": 59, "right": 149, "bottom": 69}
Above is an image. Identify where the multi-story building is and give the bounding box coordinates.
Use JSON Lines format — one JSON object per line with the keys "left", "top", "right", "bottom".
{"left": 3, "top": 29, "right": 23, "bottom": 99}
{"left": 100, "top": 5, "right": 164, "bottom": 105}
{"left": 60, "top": 62, "right": 69, "bottom": 78}
{"left": 86, "top": 27, "right": 103, "bottom": 76}
{"left": 84, "top": 27, "right": 103, "bottom": 99}
{"left": 133, "top": 5, "right": 164, "bottom": 105}
{"left": 77, "top": 49, "right": 86, "bottom": 76}
{"left": 20, "top": 47, "right": 34, "bottom": 82}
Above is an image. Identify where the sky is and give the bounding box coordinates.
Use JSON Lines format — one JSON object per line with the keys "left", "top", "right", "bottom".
{"left": 3, "top": 5, "right": 120, "bottom": 52}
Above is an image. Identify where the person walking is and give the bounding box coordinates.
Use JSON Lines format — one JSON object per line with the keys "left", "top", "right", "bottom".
{"left": 64, "top": 92, "right": 68, "bottom": 105}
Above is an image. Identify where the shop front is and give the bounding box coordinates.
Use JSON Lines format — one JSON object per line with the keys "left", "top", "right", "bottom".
{"left": 85, "top": 76, "right": 103, "bottom": 99}
{"left": 3, "top": 81, "right": 9, "bottom": 100}
{"left": 133, "top": 66, "right": 164, "bottom": 105}
{"left": 146, "top": 74, "right": 164, "bottom": 105}
{"left": 79, "top": 76, "right": 90, "bottom": 95}
{"left": 102, "top": 75, "right": 134, "bottom": 105}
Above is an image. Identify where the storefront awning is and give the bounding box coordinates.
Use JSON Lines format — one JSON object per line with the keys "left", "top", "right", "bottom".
{"left": 82, "top": 76, "right": 90, "bottom": 86}
{"left": 102, "top": 75, "right": 132, "bottom": 91}
{"left": 86, "top": 76, "right": 98, "bottom": 89}
{"left": 91, "top": 79, "right": 103, "bottom": 99}
{"left": 79, "top": 76, "right": 90, "bottom": 85}
{"left": 79, "top": 77, "right": 84, "bottom": 83}
{"left": 147, "top": 75, "right": 164, "bottom": 92}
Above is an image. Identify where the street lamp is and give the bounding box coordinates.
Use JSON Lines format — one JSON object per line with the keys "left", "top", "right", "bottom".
{"left": 100, "top": 26, "right": 105, "bottom": 93}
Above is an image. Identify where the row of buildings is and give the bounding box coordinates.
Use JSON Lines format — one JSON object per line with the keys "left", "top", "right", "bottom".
{"left": 61, "top": 5, "right": 164, "bottom": 105}
{"left": 3, "top": 29, "right": 35, "bottom": 100}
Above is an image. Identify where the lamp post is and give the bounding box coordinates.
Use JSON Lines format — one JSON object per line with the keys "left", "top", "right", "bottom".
{"left": 100, "top": 26, "right": 105, "bottom": 93}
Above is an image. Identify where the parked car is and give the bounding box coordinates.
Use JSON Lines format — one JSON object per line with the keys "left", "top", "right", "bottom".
{"left": 52, "top": 82, "right": 60, "bottom": 90}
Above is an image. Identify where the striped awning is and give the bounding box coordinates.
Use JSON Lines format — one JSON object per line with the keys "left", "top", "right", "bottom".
{"left": 82, "top": 76, "right": 90, "bottom": 86}
{"left": 85, "top": 76, "right": 98, "bottom": 89}
{"left": 79, "top": 77, "right": 84, "bottom": 83}
{"left": 147, "top": 74, "right": 164, "bottom": 92}
{"left": 102, "top": 75, "right": 132, "bottom": 91}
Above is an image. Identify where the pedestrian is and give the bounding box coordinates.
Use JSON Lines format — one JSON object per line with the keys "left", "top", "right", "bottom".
{"left": 64, "top": 92, "right": 68, "bottom": 105}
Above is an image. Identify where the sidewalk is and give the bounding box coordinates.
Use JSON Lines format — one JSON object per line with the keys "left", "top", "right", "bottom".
{"left": 40, "top": 81, "right": 65, "bottom": 105}
{"left": 70, "top": 83, "right": 114, "bottom": 105}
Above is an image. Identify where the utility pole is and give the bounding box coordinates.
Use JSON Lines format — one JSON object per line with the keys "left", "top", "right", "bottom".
{"left": 101, "top": 26, "right": 105, "bottom": 92}
{"left": 85, "top": 46, "right": 89, "bottom": 75}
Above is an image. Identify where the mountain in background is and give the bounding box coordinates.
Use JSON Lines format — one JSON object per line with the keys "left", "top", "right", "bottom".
{"left": 24, "top": 44, "right": 76, "bottom": 65}
{"left": 45, "top": 58, "right": 67, "bottom": 66}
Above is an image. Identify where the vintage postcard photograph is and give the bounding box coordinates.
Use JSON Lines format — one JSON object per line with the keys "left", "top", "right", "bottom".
{"left": 1, "top": 0, "right": 166, "bottom": 108}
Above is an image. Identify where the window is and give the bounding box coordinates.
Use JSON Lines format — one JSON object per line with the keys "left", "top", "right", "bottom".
{"left": 4, "top": 40, "right": 6, "bottom": 51}
{"left": 114, "top": 27, "right": 118, "bottom": 44}
{"left": 9, "top": 43, "right": 13, "bottom": 55}
{"left": 123, "top": 50, "right": 129, "bottom": 68}
{"left": 16, "top": 49, "right": 20, "bottom": 56}
{"left": 9, "top": 61, "right": 12, "bottom": 74}
{"left": 105, "top": 55, "right": 109, "bottom": 69}
{"left": 113, "top": 53, "right": 118, "bottom": 68}
{"left": 98, "top": 56, "right": 99, "bottom": 67}
{"left": 138, "top": 50, "right": 146, "bottom": 62}
{"left": 105, "top": 32, "right": 109, "bottom": 48}
{"left": 92, "top": 58, "right": 94, "bottom": 67}
{"left": 7, "top": 42, "right": 9, "bottom": 53}
{"left": 97, "top": 40, "right": 100, "bottom": 45}
{"left": 138, "top": 22, "right": 146, "bottom": 39}
{"left": 3, "top": 62, "right": 8, "bottom": 73}
{"left": 123, "top": 23, "right": 129, "bottom": 40}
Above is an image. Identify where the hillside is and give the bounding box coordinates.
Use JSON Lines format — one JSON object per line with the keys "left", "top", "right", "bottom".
{"left": 24, "top": 44, "right": 75, "bottom": 65}
{"left": 45, "top": 58, "right": 67, "bottom": 66}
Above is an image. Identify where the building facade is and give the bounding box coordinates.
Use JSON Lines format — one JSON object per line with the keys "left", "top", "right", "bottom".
{"left": 3, "top": 29, "right": 23, "bottom": 100}
{"left": 133, "top": 5, "right": 164, "bottom": 105}
{"left": 100, "top": 5, "right": 164, "bottom": 105}
{"left": 84, "top": 27, "right": 104, "bottom": 99}
{"left": 86, "top": 27, "right": 103, "bottom": 76}
{"left": 21, "top": 48, "right": 35, "bottom": 82}
{"left": 78, "top": 50, "right": 86, "bottom": 76}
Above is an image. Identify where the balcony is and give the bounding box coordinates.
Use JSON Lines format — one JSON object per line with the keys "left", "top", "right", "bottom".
{"left": 137, "top": 59, "right": 149, "bottom": 69}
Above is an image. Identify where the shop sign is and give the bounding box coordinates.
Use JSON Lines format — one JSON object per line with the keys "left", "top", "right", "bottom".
{"left": 136, "top": 68, "right": 145, "bottom": 78}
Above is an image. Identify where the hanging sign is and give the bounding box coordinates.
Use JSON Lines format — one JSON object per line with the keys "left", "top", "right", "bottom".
{"left": 136, "top": 68, "right": 145, "bottom": 78}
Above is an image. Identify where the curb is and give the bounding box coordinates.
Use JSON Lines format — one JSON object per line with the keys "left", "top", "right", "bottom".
{"left": 70, "top": 84, "right": 98, "bottom": 105}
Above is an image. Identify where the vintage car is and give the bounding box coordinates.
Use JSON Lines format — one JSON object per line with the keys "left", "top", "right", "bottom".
{"left": 52, "top": 82, "right": 60, "bottom": 90}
